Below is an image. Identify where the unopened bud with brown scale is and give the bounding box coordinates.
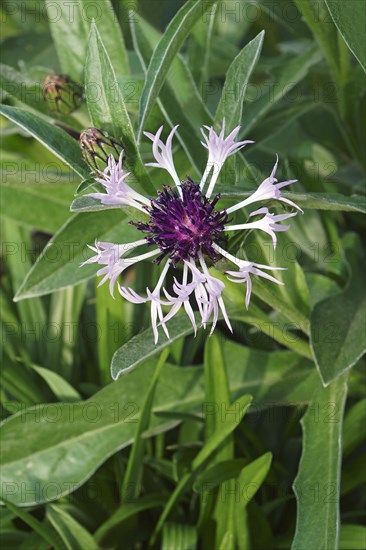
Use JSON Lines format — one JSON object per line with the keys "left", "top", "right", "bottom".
{"left": 79, "top": 128, "right": 125, "bottom": 172}
{"left": 43, "top": 72, "right": 83, "bottom": 114}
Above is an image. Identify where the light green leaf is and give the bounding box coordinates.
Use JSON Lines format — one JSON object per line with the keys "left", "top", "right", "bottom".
{"left": 203, "top": 335, "right": 235, "bottom": 546}
{"left": 162, "top": 523, "right": 197, "bottom": 550}
{"left": 46, "top": 504, "right": 98, "bottom": 550}
{"left": 235, "top": 453, "right": 272, "bottom": 550}
{"left": 86, "top": 21, "right": 154, "bottom": 195}
{"left": 204, "top": 334, "right": 232, "bottom": 440}
{"left": 310, "top": 234, "right": 366, "bottom": 385}
{"left": 29, "top": 364, "right": 81, "bottom": 402}
{"left": 214, "top": 31, "right": 264, "bottom": 186}
{"left": 325, "top": 0, "right": 366, "bottom": 73}
{"left": 339, "top": 525, "right": 366, "bottom": 550}
{"left": 3, "top": 500, "right": 62, "bottom": 549}
{"left": 187, "top": 1, "right": 217, "bottom": 88}
{"left": 0, "top": 184, "right": 74, "bottom": 233}
{"left": 292, "top": 373, "right": 349, "bottom": 550}
{"left": 0, "top": 105, "right": 88, "bottom": 178}
{"left": 236, "top": 452, "right": 272, "bottom": 506}
{"left": 138, "top": 0, "right": 217, "bottom": 139}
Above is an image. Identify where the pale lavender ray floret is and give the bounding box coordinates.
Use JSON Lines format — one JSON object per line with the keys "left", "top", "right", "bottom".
{"left": 226, "top": 156, "right": 304, "bottom": 215}
{"left": 224, "top": 206, "right": 297, "bottom": 248}
{"left": 161, "top": 264, "right": 199, "bottom": 335}
{"left": 200, "top": 120, "right": 254, "bottom": 197}
{"left": 119, "top": 260, "right": 171, "bottom": 343}
{"left": 81, "top": 239, "right": 158, "bottom": 297}
{"left": 87, "top": 153, "right": 151, "bottom": 211}
{"left": 144, "top": 125, "right": 181, "bottom": 193}
{"left": 82, "top": 121, "right": 302, "bottom": 342}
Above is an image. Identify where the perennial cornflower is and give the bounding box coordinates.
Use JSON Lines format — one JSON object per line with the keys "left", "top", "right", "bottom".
{"left": 82, "top": 122, "right": 302, "bottom": 342}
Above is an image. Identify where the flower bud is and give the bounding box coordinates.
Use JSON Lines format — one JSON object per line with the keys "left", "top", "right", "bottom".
{"left": 79, "top": 128, "right": 125, "bottom": 172}
{"left": 43, "top": 72, "right": 83, "bottom": 114}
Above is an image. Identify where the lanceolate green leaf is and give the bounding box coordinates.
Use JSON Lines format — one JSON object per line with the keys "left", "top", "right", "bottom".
{"left": 3, "top": 500, "right": 62, "bottom": 549}
{"left": 310, "top": 234, "right": 366, "bottom": 385}
{"left": 235, "top": 453, "right": 272, "bottom": 549}
{"left": 0, "top": 105, "right": 88, "bottom": 178}
{"left": 217, "top": 187, "right": 366, "bottom": 214}
{"left": 111, "top": 314, "right": 198, "bottom": 379}
{"left": 131, "top": 14, "right": 210, "bottom": 175}
{"left": 138, "top": 0, "right": 217, "bottom": 139}
{"left": 45, "top": 0, "right": 129, "bottom": 81}
{"left": 292, "top": 373, "right": 349, "bottom": 550}
{"left": 0, "top": 344, "right": 318, "bottom": 506}
{"left": 214, "top": 31, "right": 264, "bottom": 185}
{"left": 215, "top": 31, "right": 264, "bottom": 131}
{"left": 86, "top": 21, "right": 154, "bottom": 195}
{"left": 237, "top": 453, "right": 272, "bottom": 506}
{"left": 324, "top": 0, "right": 366, "bottom": 73}
{"left": 46, "top": 504, "right": 99, "bottom": 550}
{"left": 29, "top": 364, "right": 81, "bottom": 402}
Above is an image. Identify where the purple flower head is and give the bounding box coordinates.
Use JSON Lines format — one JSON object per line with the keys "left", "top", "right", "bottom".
{"left": 82, "top": 121, "right": 302, "bottom": 342}
{"left": 131, "top": 177, "right": 228, "bottom": 265}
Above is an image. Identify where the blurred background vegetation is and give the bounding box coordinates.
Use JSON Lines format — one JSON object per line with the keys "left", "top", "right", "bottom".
{"left": 0, "top": 0, "right": 365, "bottom": 549}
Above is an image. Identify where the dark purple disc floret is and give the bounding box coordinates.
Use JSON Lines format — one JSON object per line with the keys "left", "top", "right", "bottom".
{"left": 132, "top": 177, "right": 228, "bottom": 265}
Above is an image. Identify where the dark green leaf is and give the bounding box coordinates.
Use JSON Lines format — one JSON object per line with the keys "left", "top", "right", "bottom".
{"left": 0, "top": 105, "right": 88, "bottom": 178}
{"left": 138, "top": 0, "right": 217, "bottom": 138}
{"left": 324, "top": 0, "right": 366, "bottom": 73}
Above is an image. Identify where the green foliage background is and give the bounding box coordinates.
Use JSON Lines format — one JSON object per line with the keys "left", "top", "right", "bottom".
{"left": 0, "top": 0, "right": 365, "bottom": 548}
